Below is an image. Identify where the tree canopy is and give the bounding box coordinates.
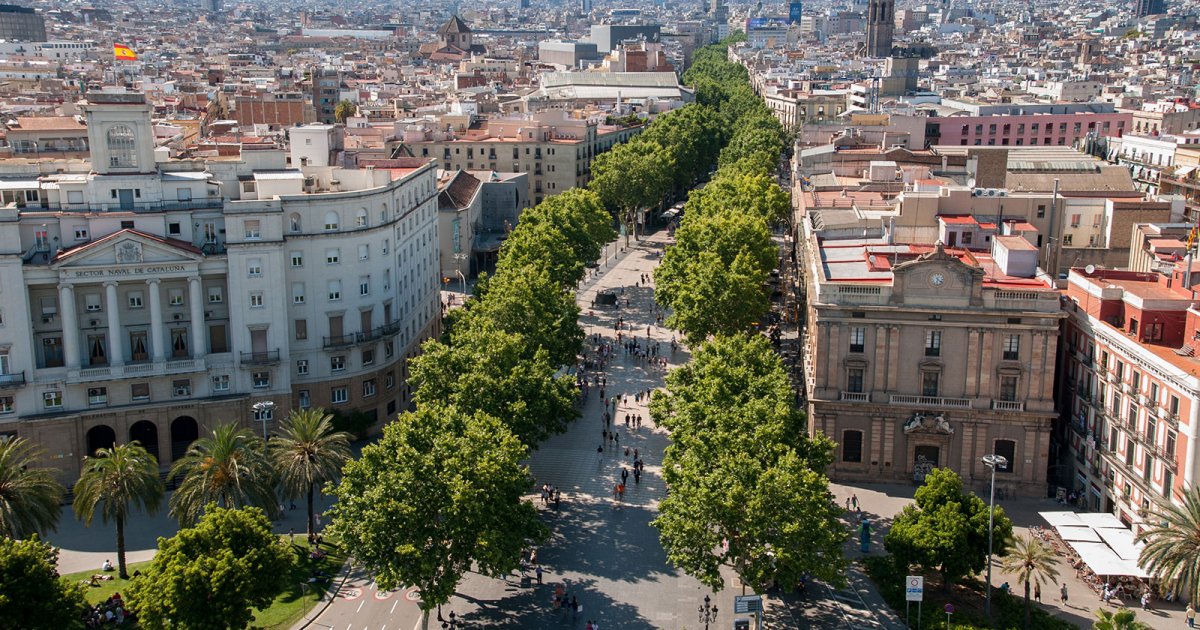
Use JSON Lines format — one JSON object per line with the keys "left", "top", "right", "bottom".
{"left": 126, "top": 505, "right": 293, "bottom": 630}
{"left": 588, "top": 137, "right": 675, "bottom": 242}
{"left": 168, "top": 422, "right": 278, "bottom": 526}
{"left": 884, "top": 468, "right": 1013, "bottom": 585}
{"left": 0, "top": 536, "right": 87, "bottom": 629}
{"left": 326, "top": 405, "right": 546, "bottom": 613}
{"left": 72, "top": 441, "right": 164, "bottom": 579}
{"left": 0, "top": 436, "right": 65, "bottom": 539}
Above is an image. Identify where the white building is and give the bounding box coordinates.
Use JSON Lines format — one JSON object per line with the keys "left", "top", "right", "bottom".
{"left": 0, "top": 93, "right": 441, "bottom": 482}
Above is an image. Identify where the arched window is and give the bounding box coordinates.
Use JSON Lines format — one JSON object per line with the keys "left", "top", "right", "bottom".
{"left": 993, "top": 439, "right": 1016, "bottom": 474}
{"left": 841, "top": 430, "right": 864, "bottom": 463}
{"left": 289, "top": 213, "right": 302, "bottom": 233}
{"left": 106, "top": 125, "right": 137, "bottom": 169}
{"left": 380, "top": 203, "right": 389, "bottom": 223}
{"left": 355, "top": 208, "right": 368, "bottom": 228}
{"left": 324, "top": 211, "right": 340, "bottom": 231}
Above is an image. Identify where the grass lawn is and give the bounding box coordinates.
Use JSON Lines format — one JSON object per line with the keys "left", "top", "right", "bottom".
{"left": 59, "top": 535, "right": 347, "bottom": 630}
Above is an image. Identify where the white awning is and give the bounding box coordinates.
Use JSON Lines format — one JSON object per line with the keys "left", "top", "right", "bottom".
{"left": 1039, "top": 511, "right": 1084, "bottom": 527}
{"left": 1066, "top": 541, "right": 1150, "bottom": 578}
{"left": 1096, "top": 527, "right": 1146, "bottom": 562}
{"left": 1057, "top": 525, "right": 1103, "bottom": 542}
{"left": 1075, "top": 512, "right": 1125, "bottom": 529}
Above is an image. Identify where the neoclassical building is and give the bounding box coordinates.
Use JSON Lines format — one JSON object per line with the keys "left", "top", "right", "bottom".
{"left": 801, "top": 228, "right": 1064, "bottom": 495}
{"left": 0, "top": 92, "right": 441, "bottom": 482}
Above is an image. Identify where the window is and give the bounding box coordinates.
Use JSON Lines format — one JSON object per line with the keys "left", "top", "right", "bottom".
{"left": 358, "top": 244, "right": 370, "bottom": 261}
{"left": 0, "top": 396, "right": 12, "bottom": 414}
{"left": 385, "top": 372, "right": 395, "bottom": 389}
{"left": 295, "top": 319, "right": 308, "bottom": 341}
{"left": 1070, "top": 214, "right": 1081, "bottom": 228}
{"left": 292, "top": 283, "right": 306, "bottom": 304}
{"left": 289, "top": 214, "right": 302, "bottom": 233}
{"left": 168, "top": 289, "right": 184, "bottom": 307}
{"left": 849, "top": 327, "right": 865, "bottom": 353}
{"left": 249, "top": 292, "right": 264, "bottom": 308}
{"left": 252, "top": 371, "right": 270, "bottom": 389}
{"left": 208, "top": 287, "right": 223, "bottom": 304}
{"left": 841, "top": 430, "right": 863, "bottom": 462}
{"left": 297, "top": 359, "right": 309, "bottom": 375}
{"left": 291, "top": 252, "right": 304, "bottom": 267}
{"left": 1144, "top": 453, "right": 1153, "bottom": 483}
{"left": 42, "top": 390, "right": 63, "bottom": 409}
{"left": 993, "top": 440, "right": 1016, "bottom": 473}
{"left": 298, "top": 390, "right": 311, "bottom": 409}
{"left": 85, "top": 293, "right": 102, "bottom": 312}
{"left": 326, "top": 249, "right": 340, "bottom": 264}
{"left": 355, "top": 209, "right": 368, "bottom": 228}
{"left": 384, "top": 340, "right": 394, "bottom": 359}
{"left": 1146, "top": 418, "right": 1156, "bottom": 445}
{"left": 362, "top": 348, "right": 375, "bottom": 366}
{"left": 88, "top": 387, "right": 107, "bottom": 405}
{"left": 999, "top": 375, "right": 1019, "bottom": 401}
{"left": 176, "top": 188, "right": 192, "bottom": 202}
{"left": 324, "top": 211, "right": 340, "bottom": 231}
{"left": 74, "top": 228, "right": 89, "bottom": 241}
{"left": 244, "top": 220, "right": 261, "bottom": 239}
{"left": 127, "top": 291, "right": 144, "bottom": 309}
{"left": 247, "top": 258, "right": 262, "bottom": 277}
{"left": 922, "top": 372, "right": 940, "bottom": 397}
{"left": 331, "top": 355, "right": 345, "bottom": 372}
{"left": 925, "top": 330, "right": 941, "bottom": 357}
{"left": 211, "top": 374, "right": 229, "bottom": 391}
{"left": 1170, "top": 395, "right": 1180, "bottom": 416}
{"left": 131, "top": 383, "right": 150, "bottom": 401}
{"left": 363, "top": 379, "right": 376, "bottom": 398}
{"left": 331, "top": 387, "right": 349, "bottom": 404}
{"left": 359, "top": 276, "right": 370, "bottom": 296}
{"left": 1036, "top": 204, "right": 1046, "bottom": 218}
{"left": 847, "top": 368, "right": 864, "bottom": 393}
{"left": 327, "top": 280, "right": 342, "bottom": 301}
{"left": 1003, "top": 335, "right": 1019, "bottom": 361}
{"left": 173, "top": 379, "right": 191, "bottom": 397}
{"left": 106, "top": 125, "right": 137, "bottom": 168}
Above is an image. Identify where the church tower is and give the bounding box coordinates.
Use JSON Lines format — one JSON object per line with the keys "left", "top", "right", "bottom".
{"left": 862, "top": 0, "right": 895, "bottom": 58}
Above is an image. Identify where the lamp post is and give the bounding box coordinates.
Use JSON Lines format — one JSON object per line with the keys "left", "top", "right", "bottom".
{"left": 982, "top": 453, "right": 1008, "bottom": 617}
{"left": 440, "top": 611, "right": 458, "bottom": 630}
{"left": 252, "top": 401, "right": 276, "bottom": 442}
{"left": 698, "top": 594, "right": 718, "bottom": 630}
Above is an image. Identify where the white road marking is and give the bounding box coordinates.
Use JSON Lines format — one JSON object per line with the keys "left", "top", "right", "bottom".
{"left": 356, "top": 600, "right": 365, "bottom": 614}
{"left": 390, "top": 601, "right": 398, "bottom": 615}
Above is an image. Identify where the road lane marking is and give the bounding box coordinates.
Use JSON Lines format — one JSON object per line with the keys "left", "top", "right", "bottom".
{"left": 390, "top": 601, "right": 398, "bottom": 615}
{"left": 356, "top": 600, "right": 365, "bottom": 614}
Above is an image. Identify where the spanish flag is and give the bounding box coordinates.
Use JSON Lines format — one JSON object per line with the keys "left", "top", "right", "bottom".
{"left": 113, "top": 43, "right": 137, "bottom": 61}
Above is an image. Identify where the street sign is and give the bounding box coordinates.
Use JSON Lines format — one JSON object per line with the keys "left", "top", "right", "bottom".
{"left": 944, "top": 603, "right": 955, "bottom": 614}
{"left": 733, "top": 620, "right": 751, "bottom": 630}
{"left": 905, "top": 576, "right": 924, "bottom": 602}
{"left": 733, "top": 595, "right": 762, "bottom": 614}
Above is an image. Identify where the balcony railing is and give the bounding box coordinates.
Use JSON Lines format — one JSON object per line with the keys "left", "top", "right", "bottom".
{"left": 322, "top": 320, "right": 404, "bottom": 349}
{"left": 50, "top": 199, "right": 225, "bottom": 214}
{"left": 889, "top": 394, "right": 972, "bottom": 409}
{"left": 839, "top": 391, "right": 869, "bottom": 402}
{"left": 323, "top": 333, "right": 357, "bottom": 349}
{"left": 992, "top": 400, "right": 1024, "bottom": 412}
{"left": 0, "top": 371, "right": 25, "bottom": 388}
{"left": 240, "top": 350, "right": 280, "bottom": 365}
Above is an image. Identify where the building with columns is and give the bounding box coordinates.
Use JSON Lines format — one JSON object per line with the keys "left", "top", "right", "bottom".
{"left": 0, "top": 92, "right": 441, "bottom": 483}
{"left": 800, "top": 228, "right": 1064, "bottom": 495}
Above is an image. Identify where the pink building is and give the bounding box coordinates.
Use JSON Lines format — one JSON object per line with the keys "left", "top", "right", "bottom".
{"left": 928, "top": 111, "right": 1130, "bottom": 147}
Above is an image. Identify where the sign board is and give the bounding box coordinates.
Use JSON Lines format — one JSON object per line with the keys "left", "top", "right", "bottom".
{"left": 733, "top": 621, "right": 751, "bottom": 630}
{"left": 944, "top": 603, "right": 955, "bottom": 614}
{"left": 905, "top": 576, "right": 924, "bottom": 602}
{"left": 733, "top": 595, "right": 762, "bottom": 614}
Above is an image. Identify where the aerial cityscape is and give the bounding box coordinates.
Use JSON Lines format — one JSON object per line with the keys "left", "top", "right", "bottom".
{"left": 0, "top": 0, "right": 1197, "bottom": 628}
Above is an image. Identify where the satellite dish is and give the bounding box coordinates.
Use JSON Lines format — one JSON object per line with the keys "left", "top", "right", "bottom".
{"left": 967, "top": 178, "right": 976, "bottom": 188}
{"left": 1085, "top": 264, "right": 1096, "bottom": 274}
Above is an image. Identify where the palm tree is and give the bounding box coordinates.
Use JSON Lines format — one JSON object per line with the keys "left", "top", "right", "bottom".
{"left": 334, "top": 100, "right": 356, "bottom": 124}
{"left": 72, "top": 441, "right": 164, "bottom": 578}
{"left": 1136, "top": 486, "right": 1200, "bottom": 606}
{"left": 0, "top": 436, "right": 65, "bottom": 538}
{"left": 168, "top": 422, "right": 278, "bottom": 526}
{"left": 270, "top": 409, "right": 351, "bottom": 536}
{"left": 1093, "top": 607, "right": 1150, "bottom": 630}
{"left": 999, "top": 534, "right": 1060, "bottom": 629}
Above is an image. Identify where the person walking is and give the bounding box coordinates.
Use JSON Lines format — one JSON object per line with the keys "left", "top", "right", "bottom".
{"left": 1060, "top": 582, "right": 1068, "bottom": 604}
{"left": 621, "top": 467, "right": 629, "bottom": 485}
{"left": 1034, "top": 582, "right": 1041, "bottom": 603}
{"left": 536, "top": 565, "right": 543, "bottom": 585}
{"left": 634, "top": 467, "right": 641, "bottom": 484}
{"left": 1185, "top": 602, "right": 1195, "bottom": 627}
{"left": 851, "top": 494, "right": 859, "bottom": 510}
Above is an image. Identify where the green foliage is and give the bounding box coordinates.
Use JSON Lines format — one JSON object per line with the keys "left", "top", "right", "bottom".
{"left": 999, "top": 534, "right": 1060, "bottom": 630}
{"left": 326, "top": 404, "right": 547, "bottom": 612}
{"left": 719, "top": 114, "right": 786, "bottom": 169}
{"left": 0, "top": 436, "right": 65, "bottom": 539}
{"left": 411, "top": 323, "right": 577, "bottom": 447}
{"left": 685, "top": 172, "right": 790, "bottom": 224}
{"left": 640, "top": 104, "right": 728, "bottom": 189}
{"left": 652, "top": 334, "right": 844, "bottom": 590}
{"left": 270, "top": 409, "right": 352, "bottom": 536}
{"left": 1093, "top": 607, "right": 1151, "bottom": 630}
{"left": 168, "top": 423, "right": 279, "bottom": 526}
{"left": 884, "top": 468, "right": 1014, "bottom": 586}
{"left": 496, "top": 219, "right": 585, "bottom": 288}
{"left": 327, "top": 407, "right": 376, "bottom": 439}
{"left": 462, "top": 264, "right": 583, "bottom": 367}
{"left": 1135, "top": 484, "right": 1200, "bottom": 604}
{"left": 516, "top": 188, "right": 615, "bottom": 270}
{"left": 72, "top": 441, "right": 164, "bottom": 578}
{"left": 127, "top": 505, "right": 293, "bottom": 630}
{"left": 0, "top": 535, "right": 87, "bottom": 629}
{"left": 334, "top": 99, "right": 356, "bottom": 123}
{"left": 589, "top": 137, "right": 674, "bottom": 241}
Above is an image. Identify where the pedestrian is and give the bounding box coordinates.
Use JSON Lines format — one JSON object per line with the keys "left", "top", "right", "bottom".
{"left": 1141, "top": 589, "right": 1151, "bottom": 611}
{"left": 634, "top": 468, "right": 641, "bottom": 484}
{"left": 531, "top": 548, "right": 538, "bottom": 565}
{"left": 1186, "top": 602, "right": 1195, "bottom": 627}
{"left": 845, "top": 497, "right": 851, "bottom": 510}
{"left": 1034, "top": 582, "right": 1042, "bottom": 603}
{"left": 536, "top": 565, "right": 543, "bottom": 584}
{"left": 614, "top": 431, "right": 619, "bottom": 447}
{"left": 625, "top": 414, "right": 631, "bottom": 427}
{"left": 555, "top": 490, "right": 561, "bottom": 511}
{"left": 289, "top": 528, "right": 294, "bottom": 544}
{"left": 634, "top": 448, "right": 639, "bottom": 461}
{"left": 621, "top": 467, "right": 629, "bottom": 484}
{"left": 586, "top": 621, "right": 594, "bottom": 630}
{"left": 851, "top": 494, "right": 859, "bottom": 510}
{"left": 1060, "top": 582, "right": 1068, "bottom": 604}
{"left": 571, "top": 595, "right": 579, "bottom": 617}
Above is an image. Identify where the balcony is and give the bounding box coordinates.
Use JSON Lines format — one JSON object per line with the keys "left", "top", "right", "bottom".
{"left": 839, "top": 391, "right": 869, "bottom": 402}
{"left": 992, "top": 400, "right": 1024, "bottom": 412}
{"left": 889, "top": 394, "right": 972, "bottom": 409}
{"left": 1162, "top": 409, "right": 1180, "bottom": 430}
{"left": 322, "top": 320, "right": 403, "bottom": 349}
{"left": 0, "top": 372, "right": 25, "bottom": 388}
{"left": 240, "top": 350, "right": 280, "bottom": 365}
{"left": 64, "top": 359, "right": 206, "bottom": 383}
{"left": 323, "top": 333, "right": 357, "bottom": 349}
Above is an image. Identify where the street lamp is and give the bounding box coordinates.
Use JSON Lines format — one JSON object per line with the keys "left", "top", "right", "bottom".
{"left": 440, "top": 611, "right": 458, "bottom": 629}
{"left": 982, "top": 453, "right": 1008, "bottom": 617}
{"left": 252, "top": 401, "right": 276, "bottom": 442}
{"left": 698, "top": 594, "right": 718, "bottom": 630}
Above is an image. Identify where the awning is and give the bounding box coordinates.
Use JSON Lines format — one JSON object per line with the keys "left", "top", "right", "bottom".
{"left": 1075, "top": 512, "right": 1125, "bottom": 529}
{"left": 1095, "top": 527, "right": 1145, "bottom": 562}
{"left": 1057, "top": 526, "right": 1103, "bottom": 542}
{"left": 1039, "top": 511, "right": 1084, "bottom": 527}
{"left": 1066, "top": 541, "right": 1150, "bottom": 578}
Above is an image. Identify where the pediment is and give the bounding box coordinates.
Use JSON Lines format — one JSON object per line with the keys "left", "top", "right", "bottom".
{"left": 52, "top": 229, "right": 204, "bottom": 271}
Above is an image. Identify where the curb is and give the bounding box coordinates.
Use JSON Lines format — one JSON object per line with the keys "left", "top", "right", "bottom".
{"left": 292, "top": 557, "right": 354, "bottom": 630}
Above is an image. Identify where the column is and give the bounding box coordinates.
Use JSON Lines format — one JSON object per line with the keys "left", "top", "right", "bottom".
{"left": 104, "top": 282, "right": 124, "bottom": 366}
{"left": 188, "top": 277, "right": 205, "bottom": 358}
{"left": 886, "top": 326, "right": 901, "bottom": 391}
{"left": 147, "top": 279, "right": 165, "bottom": 362}
{"left": 58, "top": 284, "right": 81, "bottom": 369}
{"left": 965, "top": 329, "right": 980, "bottom": 396}
{"left": 1029, "top": 331, "right": 1045, "bottom": 402}
{"left": 873, "top": 324, "right": 889, "bottom": 392}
